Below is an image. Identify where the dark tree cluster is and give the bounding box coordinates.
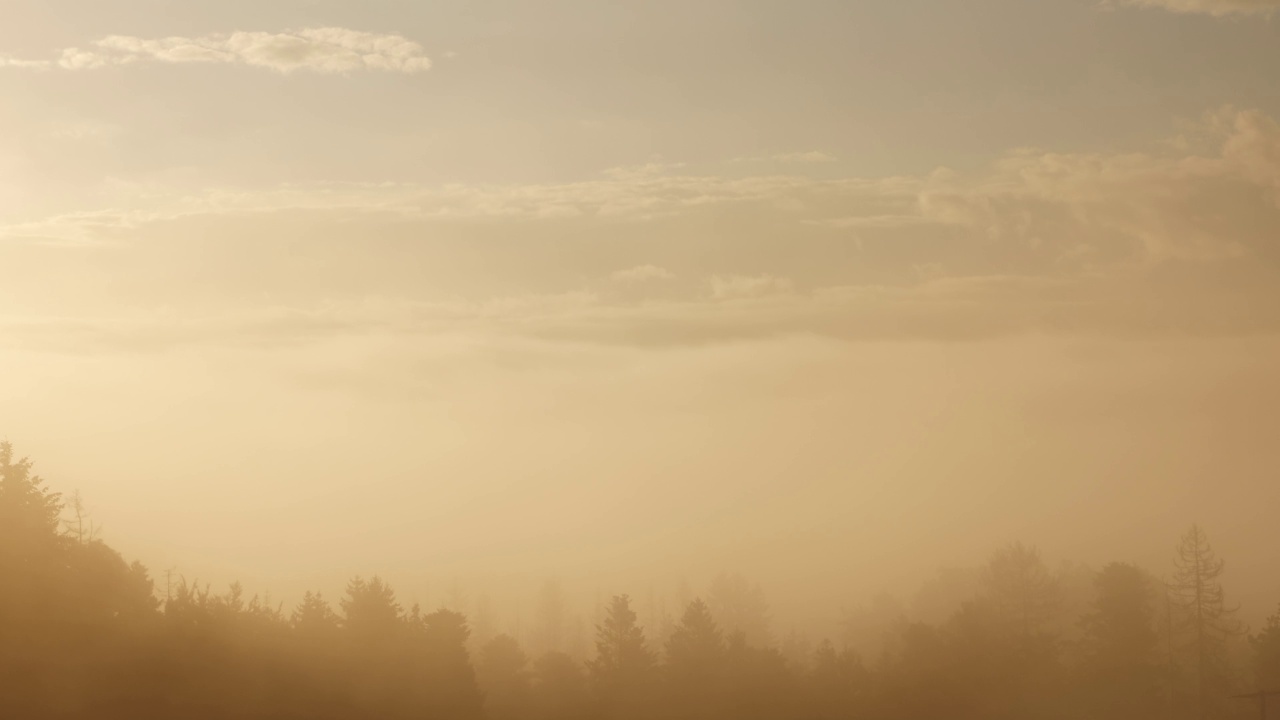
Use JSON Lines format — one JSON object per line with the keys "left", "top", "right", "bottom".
{"left": 2, "top": 441, "right": 1276, "bottom": 719}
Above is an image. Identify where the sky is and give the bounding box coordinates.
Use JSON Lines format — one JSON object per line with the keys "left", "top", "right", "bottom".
{"left": 2, "top": 0, "right": 1280, "bottom": 633}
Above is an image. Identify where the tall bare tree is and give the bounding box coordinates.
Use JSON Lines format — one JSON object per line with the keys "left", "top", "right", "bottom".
{"left": 1168, "top": 524, "right": 1241, "bottom": 719}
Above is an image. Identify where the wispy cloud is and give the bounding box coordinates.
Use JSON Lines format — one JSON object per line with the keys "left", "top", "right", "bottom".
{"left": 916, "top": 108, "right": 1280, "bottom": 262}
{"left": 3, "top": 107, "right": 1278, "bottom": 355}
{"left": 1115, "top": 0, "right": 1280, "bottom": 16}
{"left": 710, "top": 275, "right": 794, "bottom": 301}
{"left": 48, "top": 121, "right": 120, "bottom": 141}
{"left": 0, "top": 209, "right": 160, "bottom": 246}
{"left": 1, "top": 28, "right": 432, "bottom": 74}
{"left": 804, "top": 215, "right": 943, "bottom": 230}
{"left": 0, "top": 173, "right": 901, "bottom": 244}
{"left": 612, "top": 265, "right": 677, "bottom": 283}
{"left": 0, "top": 56, "right": 51, "bottom": 70}
{"left": 4, "top": 108, "right": 1279, "bottom": 270}
{"left": 735, "top": 152, "right": 838, "bottom": 164}
{"left": 4, "top": 108, "right": 1278, "bottom": 271}
{"left": 10, "top": 263, "right": 1280, "bottom": 359}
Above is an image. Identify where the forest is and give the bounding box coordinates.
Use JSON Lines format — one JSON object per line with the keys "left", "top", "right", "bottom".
{"left": 2, "top": 439, "right": 1278, "bottom": 720}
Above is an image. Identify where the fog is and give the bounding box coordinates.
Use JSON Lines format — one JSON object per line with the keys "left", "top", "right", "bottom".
{"left": 4, "top": 1, "right": 1280, "bottom": 718}
{"left": 6, "top": 332, "right": 1280, "bottom": 638}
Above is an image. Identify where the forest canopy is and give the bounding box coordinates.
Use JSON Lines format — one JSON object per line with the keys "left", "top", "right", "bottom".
{"left": 1, "top": 440, "right": 1277, "bottom": 720}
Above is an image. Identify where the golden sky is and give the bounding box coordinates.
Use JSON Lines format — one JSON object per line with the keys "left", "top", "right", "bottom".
{"left": 2, "top": 0, "right": 1279, "bottom": 627}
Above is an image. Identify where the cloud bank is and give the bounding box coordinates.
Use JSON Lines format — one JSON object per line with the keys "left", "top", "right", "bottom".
{"left": 734, "top": 152, "right": 838, "bottom": 165}
{"left": 1119, "top": 0, "right": 1280, "bottom": 15}
{"left": 8, "top": 107, "right": 1276, "bottom": 264}
{"left": 3, "top": 28, "right": 432, "bottom": 74}
{"left": 612, "top": 265, "right": 677, "bottom": 283}
{"left": 2, "top": 108, "right": 1278, "bottom": 353}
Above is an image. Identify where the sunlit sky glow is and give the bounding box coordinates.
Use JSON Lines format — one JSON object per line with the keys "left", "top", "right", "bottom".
{"left": 2, "top": 0, "right": 1279, "bottom": 628}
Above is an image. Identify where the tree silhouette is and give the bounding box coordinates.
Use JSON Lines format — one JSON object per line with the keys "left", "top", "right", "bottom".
{"left": 665, "top": 599, "right": 725, "bottom": 673}
{"left": 982, "top": 542, "right": 1060, "bottom": 647}
{"left": 838, "top": 593, "right": 905, "bottom": 661}
{"left": 0, "top": 440, "right": 64, "bottom": 586}
{"left": 723, "top": 633, "right": 798, "bottom": 720}
{"left": 588, "top": 594, "right": 654, "bottom": 719}
{"left": 1252, "top": 605, "right": 1280, "bottom": 692}
{"left": 421, "top": 608, "right": 484, "bottom": 719}
{"left": 808, "top": 639, "right": 866, "bottom": 719}
{"left": 1080, "top": 562, "right": 1163, "bottom": 719}
{"left": 341, "top": 576, "right": 402, "bottom": 637}
{"left": 13, "top": 440, "right": 1280, "bottom": 720}
{"left": 1168, "top": 524, "right": 1242, "bottom": 719}
{"left": 779, "top": 628, "right": 813, "bottom": 673}
{"left": 479, "top": 634, "right": 531, "bottom": 720}
{"left": 292, "top": 591, "right": 339, "bottom": 635}
{"left": 0, "top": 442, "right": 61, "bottom": 531}
{"left": 708, "top": 573, "right": 772, "bottom": 648}
{"left": 531, "top": 651, "right": 591, "bottom": 720}
{"left": 664, "top": 599, "right": 726, "bottom": 718}
{"left": 1086, "top": 563, "right": 1159, "bottom": 666}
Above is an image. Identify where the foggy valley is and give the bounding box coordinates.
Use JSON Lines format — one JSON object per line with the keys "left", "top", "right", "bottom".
{"left": 3, "top": 0, "right": 1280, "bottom": 718}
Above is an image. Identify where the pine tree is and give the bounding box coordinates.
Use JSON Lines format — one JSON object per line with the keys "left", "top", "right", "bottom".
{"left": 340, "top": 576, "right": 402, "bottom": 637}
{"left": 1251, "top": 605, "right": 1280, "bottom": 692}
{"left": 531, "top": 651, "right": 591, "bottom": 720}
{"left": 665, "top": 599, "right": 725, "bottom": 676}
{"left": 664, "top": 598, "right": 726, "bottom": 717}
{"left": 982, "top": 542, "right": 1060, "bottom": 646}
{"left": 1086, "top": 562, "right": 1159, "bottom": 666}
{"left": 1082, "top": 562, "right": 1162, "bottom": 719}
{"left": 708, "top": 573, "right": 773, "bottom": 648}
{"left": 588, "top": 594, "right": 654, "bottom": 717}
{"left": 0, "top": 441, "right": 70, "bottom": 668}
{"left": 0, "top": 440, "right": 64, "bottom": 559}
{"left": 422, "top": 609, "right": 485, "bottom": 719}
{"left": 1169, "top": 525, "right": 1242, "bottom": 719}
{"left": 292, "top": 591, "right": 339, "bottom": 636}
{"left": 808, "top": 639, "right": 866, "bottom": 719}
{"left": 478, "top": 634, "right": 531, "bottom": 720}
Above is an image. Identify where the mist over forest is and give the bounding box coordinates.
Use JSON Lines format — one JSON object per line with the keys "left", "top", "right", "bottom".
{"left": 4, "top": 440, "right": 1280, "bottom": 719}
{"left": 5, "top": 0, "right": 1280, "bottom": 718}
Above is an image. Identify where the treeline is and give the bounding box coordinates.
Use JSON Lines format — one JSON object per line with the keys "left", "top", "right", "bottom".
{"left": 3, "top": 440, "right": 1279, "bottom": 719}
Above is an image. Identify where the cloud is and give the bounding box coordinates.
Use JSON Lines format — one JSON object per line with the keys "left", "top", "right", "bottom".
{"left": 4, "top": 108, "right": 1278, "bottom": 270}
{"left": 10, "top": 260, "right": 1280, "bottom": 360}
{"left": 805, "top": 215, "right": 944, "bottom": 229}
{"left": 58, "top": 48, "right": 111, "bottom": 70}
{"left": 0, "top": 56, "right": 51, "bottom": 70}
{"left": 776, "top": 152, "right": 838, "bottom": 164}
{"left": 916, "top": 108, "right": 1280, "bottom": 263}
{"left": 611, "top": 265, "right": 677, "bottom": 283}
{"left": 3, "top": 107, "right": 1280, "bottom": 353}
{"left": 48, "top": 121, "right": 120, "bottom": 141}
{"left": 2, "top": 28, "right": 432, "bottom": 74}
{"left": 1116, "top": 0, "right": 1280, "bottom": 15}
{"left": 0, "top": 209, "right": 159, "bottom": 246}
{"left": 0, "top": 173, "right": 901, "bottom": 244}
{"left": 602, "top": 162, "right": 689, "bottom": 180}
{"left": 735, "top": 152, "right": 838, "bottom": 164}
{"left": 710, "top": 275, "right": 794, "bottom": 300}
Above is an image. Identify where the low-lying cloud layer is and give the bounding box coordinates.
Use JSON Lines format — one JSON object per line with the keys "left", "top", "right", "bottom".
{"left": 1120, "top": 0, "right": 1280, "bottom": 15}
{"left": 2, "top": 28, "right": 432, "bottom": 74}
{"left": 1, "top": 108, "right": 1278, "bottom": 357}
